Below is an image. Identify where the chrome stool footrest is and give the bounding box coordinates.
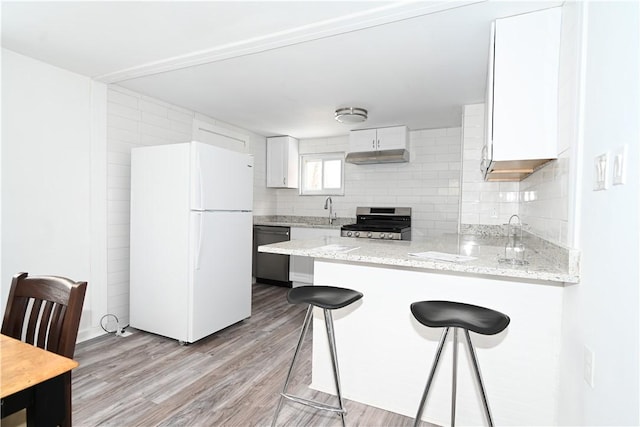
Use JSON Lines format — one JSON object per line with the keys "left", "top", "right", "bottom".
{"left": 280, "top": 393, "right": 347, "bottom": 414}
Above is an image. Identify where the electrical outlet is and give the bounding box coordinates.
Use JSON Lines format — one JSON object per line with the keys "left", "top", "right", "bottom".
{"left": 612, "top": 145, "right": 627, "bottom": 185}
{"left": 593, "top": 153, "right": 609, "bottom": 191}
{"left": 584, "top": 346, "right": 595, "bottom": 388}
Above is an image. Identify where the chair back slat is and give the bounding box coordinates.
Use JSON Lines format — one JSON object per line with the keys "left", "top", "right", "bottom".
{"left": 48, "top": 304, "right": 66, "bottom": 354}
{"left": 4, "top": 296, "right": 29, "bottom": 340}
{"left": 1, "top": 272, "right": 87, "bottom": 358}
{"left": 37, "top": 300, "right": 55, "bottom": 349}
{"left": 25, "top": 298, "right": 43, "bottom": 345}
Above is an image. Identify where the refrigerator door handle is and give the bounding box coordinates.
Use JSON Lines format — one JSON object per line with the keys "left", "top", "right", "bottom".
{"left": 195, "top": 212, "right": 203, "bottom": 270}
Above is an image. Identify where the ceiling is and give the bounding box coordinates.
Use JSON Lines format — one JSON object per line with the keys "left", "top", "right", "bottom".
{"left": 1, "top": 1, "right": 560, "bottom": 139}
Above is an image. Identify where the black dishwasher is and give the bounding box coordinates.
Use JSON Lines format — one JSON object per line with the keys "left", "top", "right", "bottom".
{"left": 253, "top": 225, "right": 291, "bottom": 287}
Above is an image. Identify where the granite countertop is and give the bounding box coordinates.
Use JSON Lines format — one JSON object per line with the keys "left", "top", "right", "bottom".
{"left": 258, "top": 234, "right": 580, "bottom": 284}
{"left": 253, "top": 215, "right": 353, "bottom": 230}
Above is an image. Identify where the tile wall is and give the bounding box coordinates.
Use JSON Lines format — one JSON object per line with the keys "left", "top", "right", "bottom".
{"left": 275, "top": 128, "right": 462, "bottom": 239}
{"left": 460, "top": 103, "right": 573, "bottom": 247}
{"left": 460, "top": 104, "right": 520, "bottom": 226}
{"left": 520, "top": 154, "right": 570, "bottom": 245}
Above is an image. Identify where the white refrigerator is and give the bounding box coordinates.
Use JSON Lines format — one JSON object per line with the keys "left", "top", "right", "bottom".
{"left": 130, "top": 141, "right": 253, "bottom": 343}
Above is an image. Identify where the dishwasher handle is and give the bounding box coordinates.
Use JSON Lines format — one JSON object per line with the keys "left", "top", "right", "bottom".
{"left": 254, "top": 227, "right": 290, "bottom": 237}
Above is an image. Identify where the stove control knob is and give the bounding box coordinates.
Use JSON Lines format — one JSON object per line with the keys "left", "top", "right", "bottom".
{"left": 355, "top": 232, "right": 360, "bottom": 237}
{"left": 385, "top": 234, "right": 391, "bottom": 239}
{"left": 367, "top": 232, "right": 372, "bottom": 238}
{"left": 347, "top": 231, "right": 352, "bottom": 237}
{"left": 379, "top": 233, "right": 385, "bottom": 239}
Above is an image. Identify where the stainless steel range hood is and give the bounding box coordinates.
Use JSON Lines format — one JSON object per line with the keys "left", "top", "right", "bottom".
{"left": 345, "top": 149, "right": 409, "bottom": 165}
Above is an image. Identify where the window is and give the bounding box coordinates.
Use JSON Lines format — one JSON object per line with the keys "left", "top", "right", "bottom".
{"left": 299, "top": 153, "right": 345, "bottom": 195}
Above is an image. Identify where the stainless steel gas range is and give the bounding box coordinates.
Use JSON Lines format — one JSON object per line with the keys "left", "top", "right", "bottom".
{"left": 340, "top": 207, "right": 411, "bottom": 240}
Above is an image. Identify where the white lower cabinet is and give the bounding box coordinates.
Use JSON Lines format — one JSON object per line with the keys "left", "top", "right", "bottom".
{"left": 289, "top": 227, "right": 340, "bottom": 287}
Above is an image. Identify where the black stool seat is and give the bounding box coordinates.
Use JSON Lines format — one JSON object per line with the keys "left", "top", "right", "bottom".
{"left": 288, "top": 286, "right": 363, "bottom": 310}
{"left": 411, "top": 300, "right": 510, "bottom": 335}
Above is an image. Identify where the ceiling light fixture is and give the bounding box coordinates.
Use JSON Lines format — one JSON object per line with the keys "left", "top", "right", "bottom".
{"left": 334, "top": 107, "right": 368, "bottom": 124}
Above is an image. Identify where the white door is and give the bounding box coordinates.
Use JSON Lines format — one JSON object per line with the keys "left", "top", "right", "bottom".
{"left": 189, "top": 211, "right": 252, "bottom": 342}
{"left": 191, "top": 142, "right": 254, "bottom": 211}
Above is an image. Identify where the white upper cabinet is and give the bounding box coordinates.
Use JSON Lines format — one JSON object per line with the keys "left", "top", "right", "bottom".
{"left": 349, "top": 126, "right": 408, "bottom": 152}
{"left": 483, "top": 7, "right": 562, "bottom": 181}
{"left": 267, "top": 136, "right": 299, "bottom": 188}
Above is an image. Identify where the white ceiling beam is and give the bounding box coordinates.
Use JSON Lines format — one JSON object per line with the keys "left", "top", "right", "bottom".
{"left": 95, "top": 1, "right": 484, "bottom": 84}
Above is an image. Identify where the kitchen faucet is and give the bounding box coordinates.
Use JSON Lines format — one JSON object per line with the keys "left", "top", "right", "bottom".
{"left": 324, "top": 197, "right": 336, "bottom": 225}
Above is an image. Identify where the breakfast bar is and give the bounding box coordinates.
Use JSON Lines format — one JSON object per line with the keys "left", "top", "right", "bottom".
{"left": 259, "top": 235, "right": 579, "bottom": 426}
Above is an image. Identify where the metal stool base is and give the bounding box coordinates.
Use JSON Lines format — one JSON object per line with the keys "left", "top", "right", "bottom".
{"left": 280, "top": 393, "right": 346, "bottom": 413}
{"left": 413, "top": 327, "right": 494, "bottom": 427}
{"left": 272, "top": 306, "right": 347, "bottom": 427}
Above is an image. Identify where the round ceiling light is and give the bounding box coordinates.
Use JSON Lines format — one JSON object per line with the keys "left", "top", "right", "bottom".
{"left": 334, "top": 107, "right": 368, "bottom": 124}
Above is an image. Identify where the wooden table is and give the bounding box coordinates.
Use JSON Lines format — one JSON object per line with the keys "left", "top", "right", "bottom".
{"left": 1, "top": 334, "right": 79, "bottom": 426}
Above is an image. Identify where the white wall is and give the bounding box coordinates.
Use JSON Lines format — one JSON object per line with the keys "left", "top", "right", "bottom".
{"left": 105, "top": 86, "right": 271, "bottom": 326}
{"left": 1, "top": 49, "right": 107, "bottom": 340}
{"left": 559, "top": 2, "right": 639, "bottom": 425}
{"left": 276, "top": 128, "right": 462, "bottom": 239}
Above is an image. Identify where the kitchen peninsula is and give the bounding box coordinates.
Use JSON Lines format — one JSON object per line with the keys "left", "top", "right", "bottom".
{"left": 259, "top": 234, "right": 579, "bottom": 426}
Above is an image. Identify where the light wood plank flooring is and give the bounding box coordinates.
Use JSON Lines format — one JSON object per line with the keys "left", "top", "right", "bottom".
{"left": 72, "top": 283, "right": 434, "bottom": 426}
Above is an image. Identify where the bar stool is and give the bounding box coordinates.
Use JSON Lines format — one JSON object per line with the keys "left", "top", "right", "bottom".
{"left": 410, "top": 301, "right": 510, "bottom": 427}
{"left": 272, "top": 286, "right": 363, "bottom": 427}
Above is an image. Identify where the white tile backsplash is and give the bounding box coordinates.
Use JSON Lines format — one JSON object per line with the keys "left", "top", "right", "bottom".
{"left": 460, "top": 102, "right": 573, "bottom": 247}
{"left": 274, "top": 128, "right": 463, "bottom": 239}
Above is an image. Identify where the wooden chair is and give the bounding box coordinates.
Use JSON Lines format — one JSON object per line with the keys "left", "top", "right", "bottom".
{"left": 1, "top": 272, "right": 87, "bottom": 427}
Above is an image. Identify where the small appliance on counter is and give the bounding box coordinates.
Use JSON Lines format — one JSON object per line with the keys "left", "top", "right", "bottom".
{"left": 341, "top": 207, "right": 411, "bottom": 240}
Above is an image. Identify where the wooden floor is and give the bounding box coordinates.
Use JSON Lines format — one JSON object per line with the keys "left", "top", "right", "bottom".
{"left": 72, "top": 283, "right": 434, "bottom": 426}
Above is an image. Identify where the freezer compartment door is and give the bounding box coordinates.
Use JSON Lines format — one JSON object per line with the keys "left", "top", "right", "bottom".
{"left": 190, "top": 142, "right": 254, "bottom": 211}
{"left": 189, "top": 211, "right": 252, "bottom": 342}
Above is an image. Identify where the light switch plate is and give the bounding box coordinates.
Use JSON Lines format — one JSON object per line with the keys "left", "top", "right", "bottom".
{"left": 612, "top": 145, "right": 627, "bottom": 185}
{"left": 593, "top": 153, "right": 609, "bottom": 191}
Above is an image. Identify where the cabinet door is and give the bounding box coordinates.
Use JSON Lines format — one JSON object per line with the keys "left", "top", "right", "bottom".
{"left": 376, "top": 126, "right": 408, "bottom": 150}
{"left": 284, "top": 137, "right": 299, "bottom": 188}
{"left": 266, "top": 138, "right": 285, "bottom": 187}
{"left": 482, "top": 22, "right": 496, "bottom": 177}
{"left": 349, "top": 129, "right": 377, "bottom": 152}
{"left": 266, "top": 137, "right": 299, "bottom": 188}
{"left": 492, "top": 8, "right": 560, "bottom": 161}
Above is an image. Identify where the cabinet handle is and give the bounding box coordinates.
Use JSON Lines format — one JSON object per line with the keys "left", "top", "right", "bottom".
{"left": 283, "top": 177, "right": 286, "bottom": 185}
{"left": 377, "top": 139, "right": 380, "bottom": 149}
{"left": 372, "top": 139, "right": 375, "bottom": 149}
{"left": 480, "top": 145, "right": 489, "bottom": 174}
